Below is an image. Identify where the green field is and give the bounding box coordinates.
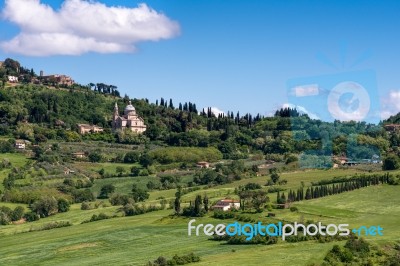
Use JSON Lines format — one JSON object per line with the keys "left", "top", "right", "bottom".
{"left": 0, "top": 209, "right": 339, "bottom": 266}
{"left": 0, "top": 152, "right": 30, "bottom": 191}
{"left": 1, "top": 166, "right": 399, "bottom": 266}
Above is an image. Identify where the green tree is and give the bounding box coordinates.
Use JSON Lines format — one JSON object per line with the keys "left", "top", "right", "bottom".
{"left": 57, "top": 198, "right": 70, "bottom": 213}
{"left": 383, "top": 154, "right": 400, "bottom": 170}
{"left": 3, "top": 175, "right": 15, "bottom": 190}
{"left": 124, "top": 151, "right": 140, "bottom": 163}
{"left": 139, "top": 153, "right": 153, "bottom": 167}
{"left": 174, "top": 186, "right": 182, "bottom": 214}
{"left": 11, "top": 206, "right": 25, "bottom": 221}
{"left": 116, "top": 166, "right": 125, "bottom": 175}
{"left": 269, "top": 168, "right": 280, "bottom": 184}
{"left": 251, "top": 190, "right": 269, "bottom": 212}
{"left": 32, "top": 196, "right": 58, "bottom": 217}
{"left": 130, "top": 166, "right": 140, "bottom": 176}
{"left": 99, "top": 184, "right": 116, "bottom": 199}
{"left": 203, "top": 195, "right": 209, "bottom": 212}
{"left": 88, "top": 151, "right": 102, "bottom": 162}
{"left": 146, "top": 181, "right": 157, "bottom": 190}
{"left": 194, "top": 195, "right": 202, "bottom": 216}
{"left": 131, "top": 184, "right": 149, "bottom": 202}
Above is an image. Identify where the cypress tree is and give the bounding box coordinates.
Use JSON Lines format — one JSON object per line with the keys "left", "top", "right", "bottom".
{"left": 194, "top": 195, "right": 202, "bottom": 216}
{"left": 203, "top": 195, "right": 209, "bottom": 212}
{"left": 305, "top": 188, "right": 311, "bottom": 200}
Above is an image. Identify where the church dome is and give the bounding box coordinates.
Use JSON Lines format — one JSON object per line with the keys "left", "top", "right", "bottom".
{"left": 125, "top": 101, "right": 136, "bottom": 112}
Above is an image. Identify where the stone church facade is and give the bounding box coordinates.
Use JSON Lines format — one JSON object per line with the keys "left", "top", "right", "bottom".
{"left": 112, "top": 101, "right": 147, "bottom": 133}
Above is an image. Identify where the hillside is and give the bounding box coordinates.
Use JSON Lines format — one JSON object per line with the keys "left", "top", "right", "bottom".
{"left": 1, "top": 58, "right": 400, "bottom": 266}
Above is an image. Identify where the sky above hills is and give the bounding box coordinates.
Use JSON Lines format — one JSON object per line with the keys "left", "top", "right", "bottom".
{"left": 1, "top": 0, "right": 400, "bottom": 121}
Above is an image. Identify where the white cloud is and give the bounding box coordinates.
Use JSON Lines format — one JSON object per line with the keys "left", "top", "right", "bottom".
{"left": 201, "top": 107, "right": 225, "bottom": 117}
{"left": 290, "top": 84, "right": 319, "bottom": 97}
{"left": 381, "top": 90, "right": 400, "bottom": 119}
{"left": 209, "top": 107, "right": 226, "bottom": 116}
{"left": 282, "top": 103, "right": 320, "bottom": 120}
{"left": 210, "top": 107, "right": 225, "bottom": 117}
{"left": 1, "top": 0, "right": 180, "bottom": 56}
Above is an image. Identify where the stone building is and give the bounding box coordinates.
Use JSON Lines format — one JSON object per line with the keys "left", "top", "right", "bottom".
{"left": 40, "top": 71, "right": 75, "bottom": 86}
{"left": 112, "top": 101, "right": 146, "bottom": 133}
{"left": 77, "top": 124, "right": 104, "bottom": 135}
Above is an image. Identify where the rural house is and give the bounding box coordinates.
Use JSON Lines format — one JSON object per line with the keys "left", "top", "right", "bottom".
{"left": 72, "top": 152, "right": 86, "bottom": 159}
{"left": 15, "top": 139, "right": 30, "bottom": 150}
{"left": 77, "top": 124, "right": 104, "bottom": 135}
{"left": 212, "top": 199, "right": 241, "bottom": 211}
{"left": 8, "top": 76, "right": 18, "bottom": 83}
{"left": 196, "top": 161, "right": 210, "bottom": 168}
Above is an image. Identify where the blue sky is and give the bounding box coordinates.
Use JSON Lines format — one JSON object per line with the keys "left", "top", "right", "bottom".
{"left": 1, "top": 0, "right": 400, "bottom": 120}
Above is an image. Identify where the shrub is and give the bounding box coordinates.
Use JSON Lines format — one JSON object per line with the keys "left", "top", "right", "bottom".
{"left": 72, "top": 189, "right": 95, "bottom": 203}
{"left": 98, "top": 184, "right": 116, "bottom": 199}
{"left": 123, "top": 203, "right": 161, "bottom": 216}
{"left": 285, "top": 154, "right": 298, "bottom": 164}
{"left": 383, "top": 154, "right": 400, "bottom": 170}
{"left": 130, "top": 166, "right": 140, "bottom": 177}
{"left": 11, "top": 206, "right": 25, "bottom": 221}
{"left": 88, "top": 152, "right": 102, "bottom": 163}
{"left": 31, "top": 196, "right": 58, "bottom": 217}
{"left": 81, "top": 202, "right": 92, "bottom": 210}
{"left": 123, "top": 151, "right": 140, "bottom": 163}
{"left": 24, "top": 211, "right": 40, "bottom": 222}
{"left": 139, "top": 169, "right": 149, "bottom": 176}
{"left": 39, "top": 221, "right": 71, "bottom": 231}
{"left": 243, "top": 183, "right": 262, "bottom": 190}
{"left": 109, "top": 193, "right": 133, "bottom": 206}
{"left": 57, "top": 198, "right": 70, "bottom": 213}
{"left": 147, "top": 253, "right": 200, "bottom": 266}
{"left": 0, "top": 211, "right": 10, "bottom": 225}
{"left": 82, "top": 213, "right": 111, "bottom": 223}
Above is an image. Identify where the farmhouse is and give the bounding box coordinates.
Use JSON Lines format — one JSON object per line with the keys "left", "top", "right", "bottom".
{"left": 332, "top": 156, "right": 349, "bottom": 165}
{"left": 15, "top": 139, "right": 30, "bottom": 150}
{"left": 196, "top": 161, "right": 210, "bottom": 168}
{"left": 8, "top": 76, "right": 18, "bottom": 83}
{"left": 77, "top": 124, "right": 104, "bottom": 135}
{"left": 112, "top": 101, "right": 146, "bottom": 133}
{"left": 212, "top": 199, "right": 240, "bottom": 211}
{"left": 72, "top": 152, "right": 86, "bottom": 159}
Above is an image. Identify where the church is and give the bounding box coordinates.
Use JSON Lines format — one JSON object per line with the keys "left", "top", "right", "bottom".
{"left": 112, "top": 101, "right": 147, "bottom": 133}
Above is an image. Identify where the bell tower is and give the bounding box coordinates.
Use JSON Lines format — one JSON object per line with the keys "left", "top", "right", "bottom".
{"left": 112, "top": 102, "right": 119, "bottom": 129}
{"left": 113, "top": 102, "right": 119, "bottom": 118}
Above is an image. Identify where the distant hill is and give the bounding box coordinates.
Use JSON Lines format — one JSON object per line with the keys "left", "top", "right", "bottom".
{"left": 385, "top": 113, "right": 400, "bottom": 124}
{"left": 0, "top": 58, "right": 397, "bottom": 160}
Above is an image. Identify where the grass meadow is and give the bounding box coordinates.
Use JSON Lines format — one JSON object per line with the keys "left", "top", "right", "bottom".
{"left": 1, "top": 166, "right": 399, "bottom": 265}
